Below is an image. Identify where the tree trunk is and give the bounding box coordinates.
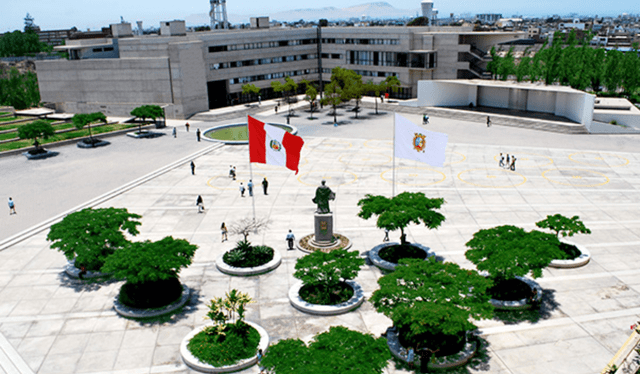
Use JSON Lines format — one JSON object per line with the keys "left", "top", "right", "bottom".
{"left": 418, "top": 349, "right": 432, "bottom": 373}
{"left": 375, "top": 97, "right": 378, "bottom": 114}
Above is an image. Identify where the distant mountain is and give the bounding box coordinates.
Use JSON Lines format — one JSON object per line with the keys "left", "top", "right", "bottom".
{"left": 184, "top": 2, "right": 419, "bottom": 26}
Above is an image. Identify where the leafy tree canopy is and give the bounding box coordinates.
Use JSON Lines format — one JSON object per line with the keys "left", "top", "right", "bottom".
{"left": 0, "top": 68, "right": 40, "bottom": 109}
{"left": 17, "top": 119, "right": 55, "bottom": 148}
{"left": 72, "top": 112, "right": 107, "bottom": 139}
{"left": 357, "top": 192, "right": 445, "bottom": 244}
{"left": 535, "top": 214, "right": 591, "bottom": 238}
{"left": 0, "top": 30, "right": 51, "bottom": 57}
{"left": 261, "top": 326, "right": 391, "bottom": 374}
{"left": 130, "top": 105, "right": 163, "bottom": 121}
{"left": 47, "top": 207, "right": 141, "bottom": 271}
{"left": 102, "top": 236, "right": 197, "bottom": 284}
{"left": 241, "top": 83, "right": 260, "bottom": 95}
{"left": 294, "top": 249, "right": 364, "bottom": 289}
{"left": 465, "top": 225, "right": 565, "bottom": 281}
{"left": 371, "top": 258, "right": 493, "bottom": 348}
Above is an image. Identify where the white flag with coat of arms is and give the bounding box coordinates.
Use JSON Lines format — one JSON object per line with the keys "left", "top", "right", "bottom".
{"left": 394, "top": 113, "right": 448, "bottom": 167}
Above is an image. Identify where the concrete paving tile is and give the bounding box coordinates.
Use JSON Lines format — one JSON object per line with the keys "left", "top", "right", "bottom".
{"left": 156, "top": 325, "right": 192, "bottom": 346}
{"left": 25, "top": 319, "right": 65, "bottom": 337}
{"left": 0, "top": 321, "right": 33, "bottom": 339}
{"left": 120, "top": 328, "right": 160, "bottom": 349}
{"left": 92, "top": 315, "right": 129, "bottom": 332}
{"left": 8, "top": 299, "right": 48, "bottom": 316}
{"left": 152, "top": 344, "right": 182, "bottom": 366}
{"left": 40, "top": 297, "right": 80, "bottom": 315}
{"left": 113, "top": 346, "right": 154, "bottom": 370}
{"left": 75, "top": 349, "right": 118, "bottom": 373}
{"left": 0, "top": 300, "right": 18, "bottom": 317}
{"left": 17, "top": 336, "right": 56, "bottom": 357}
{"left": 21, "top": 355, "right": 45, "bottom": 373}
{"left": 49, "top": 333, "right": 91, "bottom": 355}
{"left": 38, "top": 353, "right": 81, "bottom": 374}
{"left": 83, "top": 331, "right": 125, "bottom": 353}
{"left": 60, "top": 318, "right": 98, "bottom": 335}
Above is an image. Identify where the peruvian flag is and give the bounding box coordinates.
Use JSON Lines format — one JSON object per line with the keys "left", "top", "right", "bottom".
{"left": 248, "top": 116, "right": 304, "bottom": 174}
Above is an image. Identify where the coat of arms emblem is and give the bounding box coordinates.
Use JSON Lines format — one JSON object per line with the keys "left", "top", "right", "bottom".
{"left": 413, "top": 133, "right": 426, "bottom": 153}
{"left": 270, "top": 139, "right": 282, "bottom": 151}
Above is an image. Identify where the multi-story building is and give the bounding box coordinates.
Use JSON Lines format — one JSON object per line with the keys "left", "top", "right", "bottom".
{"left": 36, "top": 20, "right": 523, "bottom": 119}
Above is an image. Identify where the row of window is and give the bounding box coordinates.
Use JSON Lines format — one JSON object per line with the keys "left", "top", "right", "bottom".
{"left": 348, "top": 51, "right": 437, "bottom": 69}
{"left": 208, "top": 39, "right": 318, "bottom": 53}
{"left": 352, "top": 70, "right": 397, "bottom": 78}
{"left": 321, "top": 53, "right": 343, "bottom": 60}
{"left": 229, "top": 69, "right": 319, "bottom": 85}
{"left": 92, "top": 47, "right": 114, "bottom": 53}
{"left": 321, "top": 38, "right": 399, "bottom": 45}
{"left": 209, "top": 54, "right": 319, "bottom": 70}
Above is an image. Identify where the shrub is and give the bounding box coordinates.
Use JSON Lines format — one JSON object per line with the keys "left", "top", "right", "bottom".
{"left": 119, "top": 276, "right": 183, "bottom": 308}
{"left": 378, "top": 243, "right": 427, "bottom": 263}
{"left": 222, "top": 240, "right": 274, "bottom": 268}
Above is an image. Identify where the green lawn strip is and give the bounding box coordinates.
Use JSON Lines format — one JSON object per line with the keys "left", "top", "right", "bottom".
{"left": 0, "top": 132, "right": 18, "bottom": 141}
{"left": 0, "top": 123, "right": 23, "bottom": 132}
{"left": 205, "top": 124, "right": 292, "bottom": 141}
{"left": 0, "top": 120, "right": 114, "bottom": 138}
{"left": 0, "top": 112, "right": 10, "bottom": 116}
{"left": 0, "top": 123, "right": 137, "bottom": 152}
{"left": 0, "top": 116, "right": 28, "bottom": 123}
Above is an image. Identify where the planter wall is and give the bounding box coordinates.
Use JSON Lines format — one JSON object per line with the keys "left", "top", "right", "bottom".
{"left": 215, "top": 249, "right": 282, "bottom": 276}
{"left": 549, "top": 240, "right": 590, "bottom": 268}
{"left": 489, "top": 276, "right": 542, "bottom": 310}
{"left": 180, "top": 320, "right": 269, "bottom": 373}
{"left": 368, "top": 242, "right": 434, "bottom": 271}
{"left": 77, "top": 139, "right": 110, "bottom": 148}
{"left": 288, "top": 279, "right": 364, "bottom": 315}
{"left": 23, "top": 149, "right": 58, "bottom": 160}
{"left": 114, "top": 284, "right": 191, "bottom": 318}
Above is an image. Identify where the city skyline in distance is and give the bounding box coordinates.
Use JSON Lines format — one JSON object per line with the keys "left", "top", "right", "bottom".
{"left": 3, "top": 0, "right": 638, "bottom": 32}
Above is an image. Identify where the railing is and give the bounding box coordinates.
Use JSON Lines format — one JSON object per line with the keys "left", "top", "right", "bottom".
{"left": 601, "top": 326, "right": 640, "bottom": 374}
{"left": 469, "top": 45, "right": 488, "bottom": 60}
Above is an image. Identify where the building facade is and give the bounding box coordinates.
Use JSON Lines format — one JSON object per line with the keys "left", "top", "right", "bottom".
{"left": 36, "top": 22, "right": 523, "bottom": 119}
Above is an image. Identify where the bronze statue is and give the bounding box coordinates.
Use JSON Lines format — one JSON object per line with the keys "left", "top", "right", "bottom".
{"left": 313, "top": 180, "right": 335, "bottom": 214}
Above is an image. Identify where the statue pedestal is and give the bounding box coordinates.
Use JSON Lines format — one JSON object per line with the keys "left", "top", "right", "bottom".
{"left": 310, "top": 213, "right": 339, "bottom": 249}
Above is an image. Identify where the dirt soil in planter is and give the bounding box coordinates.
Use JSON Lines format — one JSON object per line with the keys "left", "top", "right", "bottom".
{"left": 558, "top": 242, "right": 581, "bottom": 260}
{"left": 489, "top": 278, "right": 534, "bottom": 302}
{"left": 81, "top": 138, "right": 103, "bottom": 145}
{"left": 27, "top": 148, "right": 48, "bottom": 155}
{"left": 378, "top": 244, "right": 427, "bottom": 264}
{"left": 119, "top": 277, "right": 183, "bottom": 309}
{"left": 187, "top": 322, "right": 260, "bottom": 367}
{"left": 223, "top": 246, "right": 274, "bottom": 268}
{"left": 299, "top": 281, "right": 354, "bottom": 305}
{"left": 399, "top": 329, "right": 466, "bottom": 357}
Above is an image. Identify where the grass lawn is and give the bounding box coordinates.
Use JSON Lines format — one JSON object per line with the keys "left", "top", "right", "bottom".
{"left": 0, "top": 123, "right": 137, "bottom": 152}
{"left": 0, "top": 116, "right": 27, "bottom": 123}
{"left": 205, "top": 124, "right": 292, "bottom": 141}
{"left": 0, "top": 112, "right": 10, "bottom": 116}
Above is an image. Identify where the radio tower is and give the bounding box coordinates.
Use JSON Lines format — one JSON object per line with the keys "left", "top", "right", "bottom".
{"left": 210, "top": 0, "right": 229, "bottom": 29}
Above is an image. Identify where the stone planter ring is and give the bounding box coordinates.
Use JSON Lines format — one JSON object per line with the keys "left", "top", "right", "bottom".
{"left": 114, "top": 284, "right": 191, "bottom": 318}
{"left": 368, "top": 242, "right": 434, "bottom": 271}
{"left": 215, "top": 249, "right": 282, "bottom": 276}
{"left": 549, "top": 240, "right": 590, "bottom": 268}
{"left": 489, "top": 276, "right": 543, "bottom": 310}
{"left": 288, "top": 280, "right": 364, "bottom": 315}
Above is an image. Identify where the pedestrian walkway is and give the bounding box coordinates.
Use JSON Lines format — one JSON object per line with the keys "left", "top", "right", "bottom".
{"left": 1, "top": 104, "right": 640, "bottom": 373}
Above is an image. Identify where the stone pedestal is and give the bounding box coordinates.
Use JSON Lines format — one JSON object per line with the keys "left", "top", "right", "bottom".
{"left": 311, "top": 213, "right": 337, "bottom": 248}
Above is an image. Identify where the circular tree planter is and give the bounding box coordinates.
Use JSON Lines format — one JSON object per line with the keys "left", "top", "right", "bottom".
{"left": 296, "top": 233, "right": 352, "bottom": 253}
{"left": 64, "top": 260, "right": 111, "bottom": 280}
{"left": 203, "top": 122, "right": 298, "bottom": 145}
{"left": 114, "top": 283, "right": 190, "bottom": 318}
{"left": 489, "top": 276, "right": 542, "bottom": 310}
{"left": 180, "top": 320, "right": 269, "bottom": 373}
{"left": 288, "top": 279, "right": 364, "bottom": 315}
{"left": 368, "top": 242, "right": 434, "bottom": 271}
{"left": 216, "top": 249, "right": 282, "bottom": 276}
{"left": 386, "top": 327, "right": 477, "bottom": 370}
{"left": 549, "top": 240, "right": 590, "bottom": 268}
{"left": 22, "top": 149, "right": 58, "bottom": 160}
{"left": 77, "top": 139, "right": 110, "bottom": 148}
{"left": 126, "top": 131, "right": 163, "bottom": 139}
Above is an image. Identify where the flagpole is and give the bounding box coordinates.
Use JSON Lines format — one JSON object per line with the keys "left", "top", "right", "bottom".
{"left": 392, "top": 112, "right": 396, "bottom": 198}
{"left": 247, "top": 116, "right": 256, "bottom": 222}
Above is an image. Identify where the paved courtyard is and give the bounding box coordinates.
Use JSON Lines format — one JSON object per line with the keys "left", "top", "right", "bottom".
{"left": 1, "top": 101, "right": 640, "bottom": 373}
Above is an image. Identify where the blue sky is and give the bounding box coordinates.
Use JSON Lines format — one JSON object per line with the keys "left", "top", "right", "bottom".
{"left": 3, "top": 0, "right": 637, "bottom": 32}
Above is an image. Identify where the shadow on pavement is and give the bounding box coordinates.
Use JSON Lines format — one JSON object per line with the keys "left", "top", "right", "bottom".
{"left": 492, "top": 288, "right": 561, "bottom": 325}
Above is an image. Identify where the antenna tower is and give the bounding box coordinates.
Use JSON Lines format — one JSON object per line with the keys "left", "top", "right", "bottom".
{"left": 210, "top": 0, "right": 229, "bottom": 29}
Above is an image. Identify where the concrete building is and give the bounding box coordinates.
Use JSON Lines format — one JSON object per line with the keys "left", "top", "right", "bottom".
{"left": 36, "top": 22, "right": 523, "bottom": 119}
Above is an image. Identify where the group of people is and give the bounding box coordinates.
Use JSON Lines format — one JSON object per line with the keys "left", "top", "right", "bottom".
{"left": 239, "top": 178, "right": 269, "bottom": 197}
{"left": 171, "top": 122, "right": 201, "bottom": 142}
{"left": 499, "top": 153, "right": 517, "bottom": 171}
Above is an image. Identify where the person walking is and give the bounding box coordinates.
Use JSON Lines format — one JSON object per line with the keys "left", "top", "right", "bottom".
{"left": 196, "top": 128, "right": 201, "bottom": 142}
{"left": 247, "top": 180, "right": 254, "bottom": 197}
{"left": 257, "top": 349, "right": 265, "bottom": 374}
{"left": 383, "top": 228, "right": 389, "bottom": 242}
{"left": 185, "top": 122, "right": 190, "bottom": 132}
{"left": 262, "top": 177, "right": 268, "bottom": 195}
{"left": 221, "top": 222, "right": 228, "bottom": 242}
{"left": 239, "top": 183, "right": 245, "bottom": 197}
{"left": 275, "top": 106, "right": 278, "bottom": 114}
{"left": 486, "top": 116, "right": 491, "bottom": 127}
{"left": 423, "top": 114, "right": 429, "bottom": 125}
{"left": 258, "top": 95, "right": 261, "bottom": 106}
{"left": 190, "top": 161, "right": 196, "bottom": 175}
{"left": 196, "top": 195, "right": 204, "bottom": 213}
{"left": 506, "top": 154, "right": 510, "bottom": 166}
{"left": 172, "top": 127, "right": 177, "bottom": 138}
{"left": 286, "top": 230, "right": 295, "bottom": 250}
{"left": 229, "top": 165, "right": 234, "bottom": 178}
{"left": 8, "top": 197, "right": 16, "bottom": 215}
{"left": 499, "top": 153, "right": 505, "bottom": 168}
{"left": 510, "top": 156, "right": 517, "bottom": 171}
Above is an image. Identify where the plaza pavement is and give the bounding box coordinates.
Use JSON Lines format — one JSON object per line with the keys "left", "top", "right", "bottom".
{"left": 1, "top": 99, "right": 640, "bottom": 373}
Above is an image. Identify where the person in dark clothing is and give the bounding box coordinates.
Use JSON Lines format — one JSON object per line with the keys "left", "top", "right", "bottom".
{"left": 190, "top": 161, "right": 195, "bottom": 175}
{"left": 262, "top": 177, "right": 269, "bottom": 195}
{"left": 196, "top": 128, "right": 201, "bottom": 142}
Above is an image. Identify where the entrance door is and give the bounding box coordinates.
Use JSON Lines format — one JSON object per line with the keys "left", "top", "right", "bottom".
{"left": 207, "top": 80, "right": 228, "bottom": 109}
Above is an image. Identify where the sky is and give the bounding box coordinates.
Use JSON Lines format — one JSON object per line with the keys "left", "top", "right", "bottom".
{"left": 3, "top": 0, "right": 638, "bottom": 32}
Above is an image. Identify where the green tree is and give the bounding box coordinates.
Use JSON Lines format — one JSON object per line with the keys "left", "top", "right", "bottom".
{"left": 589, "top": 48, "right": 606, "bottom": 92}
{"left": 293, "top": 249, "right": 364, "bottom": 302}
{"left": 47, "top": 208, "right": 141, "bottom": 271}
{"left": 72, "top": 112, "right": 107, "bottom": 143}
{"left": 535, "top": 214, "right": 591, "bottom": 239}
{"left": 465, "top": 225, "right": 565, "bottom": 281}
{"left": 497, "top": 47, "right": 515, "bottom": 81}
{"left": 205, "top": 289, "right": 253, "bottom": 336}
{"left": 379, "top": 76, "right": 400, "bottom": 109}
{"left": 262, "top": 326, "right": 391, "bottom": 374}
{"left": 271, "top": 77, "right": 298, "bottom": 114}
{"left": 241, "top": 83, "right": 260, "bottom": 103}
{"left": 0, "top": 30, "right": 51, "bottom": 57}
{"left": 102, "top": 236, "right": 197, "bottom": 283}
{"left": 357, "top": 192, "right": 445, "bottom": 245}
{"left": 371, "top": 258, "right": 493, "bottom": 352}
{"left": 17, "top": 119, "right": 54, "bottom": 150}
{"left": 130, "top": 104, "right": 164, "bottom": 133}
{"left": 604, "top": 49, "right": 623, "bottom": 93}
{"left": 621, "top": 47, "right": 640, "bottom": 95}
{"left": 303, "top": 83, "right": 318, "bottom": 119}
{"left": 515, "top": 53, "right": 531, "bottom": 82}
{"left": 0, "top": 68, "right": 40, "bottom": 109}
{"left": 320, "top": 80, "right": 343, "bottom": 124}
{"left": 486, "top": 46, "right": 501, "bottom": 79}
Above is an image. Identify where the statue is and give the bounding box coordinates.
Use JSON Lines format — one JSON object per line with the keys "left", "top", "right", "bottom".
{"left": 312, "top": 180, "right": 335, "bottom": 214}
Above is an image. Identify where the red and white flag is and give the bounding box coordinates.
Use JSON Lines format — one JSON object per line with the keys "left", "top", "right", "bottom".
{"left": 248, "top": 116, "right": 304, "bottom": 174}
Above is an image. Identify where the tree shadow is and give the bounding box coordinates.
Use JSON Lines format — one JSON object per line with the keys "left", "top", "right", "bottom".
{"left": 56, "top": 271, "right": 120, "bottom": 293}
{"left": 368, "top": 111, "right": 389, "bottom": 116}
{"left": 491, "top": 288, "right": 560, "bottom": 325}
{"left": 390, "top": 335, "right": 493, "bottom": 373}
{"left": 123, "top": 287, "right": 202, "bottom": 327}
